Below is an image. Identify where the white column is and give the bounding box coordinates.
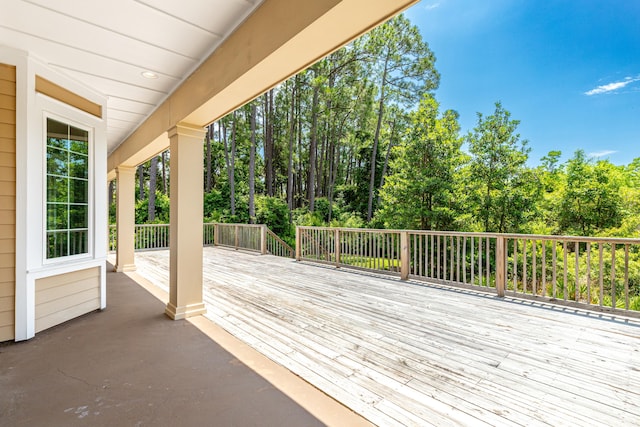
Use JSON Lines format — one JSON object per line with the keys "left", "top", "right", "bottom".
{"left": 165, "top": 123, "right": 206, "bottom": 320}
{"left": 115, "top": 166, "right": 136, "bottom": 272}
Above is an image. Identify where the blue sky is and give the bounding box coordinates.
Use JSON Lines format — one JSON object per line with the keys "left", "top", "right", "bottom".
{"left": 405, "top": 0, "right": 640, "bottom": 166}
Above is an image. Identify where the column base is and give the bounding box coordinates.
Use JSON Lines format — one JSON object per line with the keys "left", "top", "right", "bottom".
{"left": 114, "top": 263, "right": 136, "bottom": 273}
{"left": 165, "top": 302, "right": 206, "bottom": 320}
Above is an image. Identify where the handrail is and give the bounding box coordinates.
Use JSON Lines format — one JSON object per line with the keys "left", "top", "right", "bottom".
{"left": 266, "top": 229, "right": 294, "bottom": 258}
{"left": 109, "top": 222, "right": 293, "bottom": 258}
{"left": 296, "top": 226, "right": 640, "bottom": 316}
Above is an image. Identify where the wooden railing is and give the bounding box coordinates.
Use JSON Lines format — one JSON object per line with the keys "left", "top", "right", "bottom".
{"left": 109, "top": 223, "right": 294, "bottom": 258}
{"left": 266, "top": 229, "right": 295, "bottom": 258}
{"left": 296, "top": 226, "right": 640, "bottom": 315}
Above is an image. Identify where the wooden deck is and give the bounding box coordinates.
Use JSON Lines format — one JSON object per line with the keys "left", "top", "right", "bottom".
{"left": 134, "top": 247, "right": 640, "bottom": 426}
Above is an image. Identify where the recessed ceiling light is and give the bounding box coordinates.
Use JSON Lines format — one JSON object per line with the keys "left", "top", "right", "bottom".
{"left": 141, "top": 71, "right": 158, "bottom": 79}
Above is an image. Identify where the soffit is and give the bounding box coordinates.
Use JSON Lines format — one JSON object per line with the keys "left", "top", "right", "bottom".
{"left": 0, "top": 0, "right": 263, "bottom": 152}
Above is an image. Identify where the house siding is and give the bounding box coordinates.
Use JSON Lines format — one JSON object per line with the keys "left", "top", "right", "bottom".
{"left": 0, "top": 63, "right": 15, "bottom": 342}
{"left": 35, "top": 267, "right": 100, "bottom": 333}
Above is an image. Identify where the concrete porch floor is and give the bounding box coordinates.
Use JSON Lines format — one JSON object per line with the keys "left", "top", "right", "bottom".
{"left": 0, "top": 263, "right": 369, "bottom": 427}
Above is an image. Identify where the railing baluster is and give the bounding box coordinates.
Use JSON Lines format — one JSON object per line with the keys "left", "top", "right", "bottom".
{"left": 523, "top": 239, "right": 528, "bottom": 295}
{"left": 625, "top": 244, "right": 630, "bottom": 310}
{"left": 437, "top": 235, "right": 441, "bottom": 280}
{"left": 478, "top": 237, "right": 482, "bottom": 286}
{"left": 430, "top": 234, "right": 434, "bottom": 279}
{"left": 575, "top": 242, "right": 580, "bottom": 302}
{"left": 542, "top": 241, "right": 547, "bottom": 297}
{"left": 552, "top": 241, "right": 557, "bottom": 299}
{"left": 532, "top": 240, "right": 537, "bottom": 296}
{"left": 513, "top": 239, "right": 518, "bottom": 293}
{"left": 486, "top": 237, "right": 490, "bottom": 288}
{"left": 463, "top": 236, "right": 467, "bottom": 284}
{"left": 450, "top": 236, "right": 455, "bottom": 282}
{"left": 599, "top": 243, "right": 604, "bottom": 307}
{"left": 470, "top": 236, "right": 474, "bottom": 285}
{"left": 442, "top": 236, "right": 447, "bottom": 280}
{"left": 586, "top": 242, "right": 591, "bottom": 305}
{"left": 611, "top": 244, "right": 616, "bottom": 309}
{"left": 563, "top": 241, "right": 568, "bottom": 301}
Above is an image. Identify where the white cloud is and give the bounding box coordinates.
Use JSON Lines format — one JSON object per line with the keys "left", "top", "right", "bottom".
{"left": 424, "top": 2, "right": 440, "bottom": 10}
{"left": 589, "top": 150, "right": 617, "bottom": 158}
{"left": 585, "top": 77, "right": 639, "bottom": 95}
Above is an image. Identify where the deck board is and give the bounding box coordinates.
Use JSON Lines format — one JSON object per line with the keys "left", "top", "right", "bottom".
{"left": 134, "top": 247, "right": 640, "bottom": 427}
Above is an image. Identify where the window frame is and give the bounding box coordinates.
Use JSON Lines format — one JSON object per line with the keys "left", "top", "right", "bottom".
{"left": 42, "top": 112, "right": 94, "bottom": 264}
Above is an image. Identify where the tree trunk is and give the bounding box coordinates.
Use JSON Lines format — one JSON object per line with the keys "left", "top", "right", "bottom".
{"left": 287, "top": 81, "right": 296, "bottom": 222}
{"left": 108, "top": 181, "right": 114, "bottom": 206}
{"left": 161, "top": 151, "right": 167, "bottom": 194}
{"left": 367, "top": 53, "right": 390, "bottom": 222}
{"left": 148, "top": 156, "right": 158, "bottom": 222}
{"left": 307, "top": 84, "right": 320, "bottom": 212}
{"left": 263, "top": 91, "right": 274, "bottom": 197}
{"left": 137, "top": 164, "right": 144, "bottom": 200}
{"left": 296, "top": 77, "right": 304, "bottom": 209}
{"left": 377, "top": 119, "right": 396, "bottom": 207}
{"left": 230, "top": 113, "right": 237, "bottom": 216}
{"left": 249, "top": 104, "right": 257, "bottom": 223}
{"left": 205, "top": 124, "right": 213, "bottom": 192}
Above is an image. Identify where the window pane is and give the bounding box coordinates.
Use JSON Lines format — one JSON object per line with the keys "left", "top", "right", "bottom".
{"left": 69, "top": 178, "right": 87, "bottom": 204}
{"left": 47, "top": 204, "right": 68, "bottom": 230}
{"left": 47, "top": 231, "right": 68, "bottom": 259}
{"left": 47, "top": 147, "right": 68, "bottom": 176}
{"left": 69, "top": 152, "right": 88, "bottom": 179}
{"left": 46, "top": 118, "right": 90, "bottom": 259}
{"left": 69, "top": 204, "right": 88, "bottom": 229}
{"left": 69, "top": 230, "right": 88, "bottom": 256}
{"left": 47, "top": 137, "right": 67, "bottom": 150}
{"left": 46, "top": 118, "right": 69, "bottom": 149}
{"left": 47, "top": 176, "right": 68, "bottom": 203}
{"left": 69, "top": 126, "right": 88, "bottom": 154}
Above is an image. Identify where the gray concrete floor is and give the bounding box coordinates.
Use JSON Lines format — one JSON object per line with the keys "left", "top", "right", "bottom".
{"left": 0, "top": 266, "right": 334, "bottom": 427}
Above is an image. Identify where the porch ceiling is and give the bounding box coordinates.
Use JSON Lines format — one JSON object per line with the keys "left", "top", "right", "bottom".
{"left": 0, "top": 0, "right": 264, "bottom": 152}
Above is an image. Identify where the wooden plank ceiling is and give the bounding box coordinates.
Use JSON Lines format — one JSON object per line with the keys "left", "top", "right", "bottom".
{"left": 0, "top": 0, "right": 263, "bottom": 152}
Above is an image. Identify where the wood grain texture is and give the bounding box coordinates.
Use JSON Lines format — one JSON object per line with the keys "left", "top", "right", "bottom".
{"left": 135, "top": 247, "right": 640, "bottom": 426}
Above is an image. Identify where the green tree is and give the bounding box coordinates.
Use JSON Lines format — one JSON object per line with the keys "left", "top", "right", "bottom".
{"left": 358, "top": 14, "right": 440, "bottom": 221}
{"left": 558, "top": 150, "right": 623, "bottom": 235}
{"left": 377, "top": 95, "right": 463, "bottom": 230}
{"left": 465, "top": 102, "right": 538, "bottom": 232}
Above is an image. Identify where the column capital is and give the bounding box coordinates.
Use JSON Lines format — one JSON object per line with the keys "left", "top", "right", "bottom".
{"left": 115, "top": 165, "right": 136, "bottom": 175}
{"left": 168, "top": 122, "right": 206, "bottom": 140}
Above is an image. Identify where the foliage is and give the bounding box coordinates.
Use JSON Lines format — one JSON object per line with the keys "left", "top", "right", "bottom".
{"left": 464, "top": 102, "right": 539, "bottom": 233}
{"left": 376, "top": 94, "right": 463, "bottom": 230}
{"left": 135, "top": 191, "right": 170, "bottom": 224}
{"left": 558, "top": 150, "right": 623, "bottom": 235}
{"left": 255, "top": 195, "right": 292, "bottom": 237}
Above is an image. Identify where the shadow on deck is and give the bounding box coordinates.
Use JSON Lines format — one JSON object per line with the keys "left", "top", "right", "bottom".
{"left": 0, "top": 263, "right": 368, "bottom": 427}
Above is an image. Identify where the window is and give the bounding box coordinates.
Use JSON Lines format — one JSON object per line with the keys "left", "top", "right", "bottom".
{"left": 46, "top": 117, "right": 90, "bottom": 259}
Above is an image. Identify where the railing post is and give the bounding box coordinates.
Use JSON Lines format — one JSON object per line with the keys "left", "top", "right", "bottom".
{"left": 214, "top": 223, "right": 219, "bottom": 246}
{"left": 496, "top": 235, "right": 506, "bottom": 297}
{"left": 400, "top": 231, "right": 409, "bottom": 280}
{"left": 334, "top": 228, "right": 341, "bottom": 267}
{"left": 295, "top": 227, "right": 301, "bottom": 261}
{"left": 235, "top": 225, "right": 239, "bottom": 250}
{"left": 261, "top": 225, "right": 267, "bottom": 255}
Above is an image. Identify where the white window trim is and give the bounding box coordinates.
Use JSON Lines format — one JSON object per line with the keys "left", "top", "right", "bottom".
{"left": 41, "top": 112, "right": 94, "bottom": 264}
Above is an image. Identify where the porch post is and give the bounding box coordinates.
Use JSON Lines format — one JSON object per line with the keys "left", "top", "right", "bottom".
{"left": 165, "top": 123, "right": 206, "bottom": 320}
{"left": 115, "top": 166, "right": 136, "bottom": 272}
